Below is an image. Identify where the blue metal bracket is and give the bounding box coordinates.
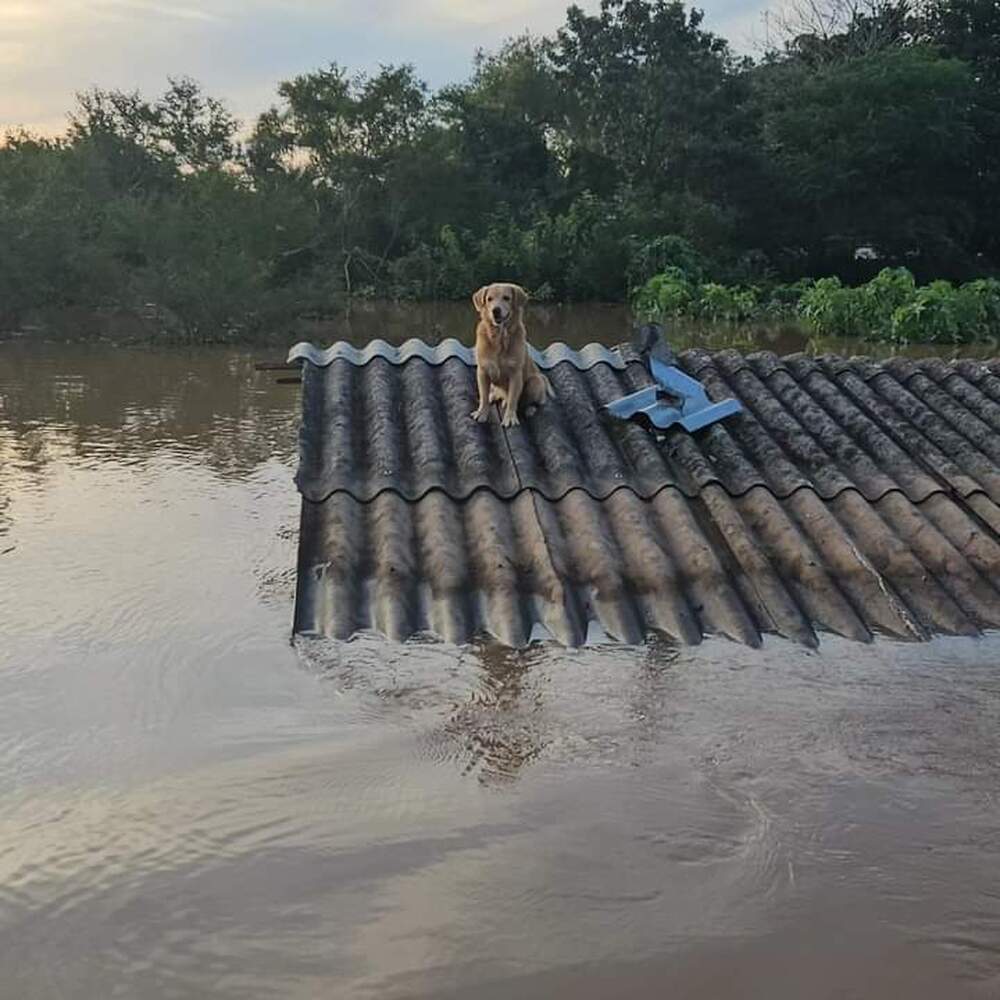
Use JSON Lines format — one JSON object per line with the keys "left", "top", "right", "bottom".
{"left": 603, "top": 345, "right": 742, "bottom": 432}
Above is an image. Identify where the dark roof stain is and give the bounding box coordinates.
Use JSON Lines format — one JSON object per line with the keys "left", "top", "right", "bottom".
{"left": 288, "top": 339, "right": 1000, "bottom": 648}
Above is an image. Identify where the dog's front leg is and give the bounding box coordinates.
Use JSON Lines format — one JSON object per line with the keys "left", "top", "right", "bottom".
{"left": 471, "top": 364, "right": 491, "bottom": 423}
{"left": 501, "top": 369, "right": 523, "bottom": 427}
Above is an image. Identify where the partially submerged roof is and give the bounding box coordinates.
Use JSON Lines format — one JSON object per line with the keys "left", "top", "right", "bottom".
{"left": 288, "top": 338, "right": 1000, "bottom": 648}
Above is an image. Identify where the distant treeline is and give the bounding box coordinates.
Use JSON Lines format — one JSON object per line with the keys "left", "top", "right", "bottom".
{"left": 2, "top": 0, "right": 999, "bottom": 339}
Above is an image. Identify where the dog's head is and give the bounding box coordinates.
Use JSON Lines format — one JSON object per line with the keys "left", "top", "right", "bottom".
{"left": 472, "top": 282, "right": 528, "bottom": 328}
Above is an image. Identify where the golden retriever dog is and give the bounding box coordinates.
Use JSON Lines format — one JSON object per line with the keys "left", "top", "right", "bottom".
{"left": 470, "top": 282, "right": 553, "bottom": 427}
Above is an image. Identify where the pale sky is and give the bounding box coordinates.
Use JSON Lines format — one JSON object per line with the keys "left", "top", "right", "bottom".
{"left": 1, "top": 1, "right": 767, "bottom": 136}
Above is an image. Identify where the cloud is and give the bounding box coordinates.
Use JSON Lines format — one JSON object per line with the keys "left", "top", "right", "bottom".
{"left": 104, "top": 0, "right": 225, "bottom": 22}
{"left": 0, "top": 0, "right": 766, "bottom": 136}
{"left": 416, "top": 0, "right": 568, "bottom": 27}
{"left": 0, "top": 0, "right": 223, "bottom": 29}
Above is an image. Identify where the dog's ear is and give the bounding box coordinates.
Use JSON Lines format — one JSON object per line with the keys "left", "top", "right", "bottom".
{"left": 472, "top": 285, "right": 489, "bottom": 313}
{"left": 512, "top": 284, "right": 529, "bottom": 315}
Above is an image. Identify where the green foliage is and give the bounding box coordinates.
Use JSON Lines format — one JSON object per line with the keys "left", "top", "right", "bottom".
{"left": 633, "top": 268, "right": 769, "bottom": 324}
{"left": 884, "top": 276, "right": 1000, "bottom": 343}
{"left": 547, "top": 0, "right": 748, "bottom": 198}
{"left": 958, "top": 278, "right": 1000, "bottom": 334}
{"left": 634, "top": 266, "right": 1000, "bottom": 343}
{"left": 117, "top": 171, "right": 332, "bottom": 339}
{"left": 861, "top": 266, "right": 917, "bottom": 321}
{"left": 627, "top": 235, "right": 711, "bottom": 288}
{"left": 388, "top": 200, "right": 722, "bottom": 303}
{"left": 3, "top": 0, "right": 1000, "bottom": 339}
{"left": 631, "top": 268, "right": 695, "bottom": 317}
{"left": 766, "top": 278, "right": 815, "bottom": 311}
{"left": 795, "top": 268, "right": 1000, "bottom": 342}
{"left": 0, "top": 82, "right": 328, "bottom": 336}
{"left": 753, "top": 46, "right": 978, "bottom": 273}
{"left": 70, "top": 77, "right": 239, "bottom": 172}
{"left": 798, "top": 277, "right": 869, "bottom": 337}
{"left": 889, "top": 281, "right": 964, "bottom": 342}
{"left": 697, "top": 282, "right": 758, "bottom": 322}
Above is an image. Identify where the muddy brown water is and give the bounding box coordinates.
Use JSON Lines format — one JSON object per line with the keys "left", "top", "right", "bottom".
{"left": 2, "top": 306, "right": 1000, "bottom": 999}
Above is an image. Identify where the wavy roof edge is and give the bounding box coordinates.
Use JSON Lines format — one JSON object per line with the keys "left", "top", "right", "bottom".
{"left": 296, "top": 475, "right": 994, "bottom": 510}
{"left": 287, "top": 338, "right": 630, "bottom": 370}
{"left": 288, "top": 339, "right": 1000, "bottom": 386}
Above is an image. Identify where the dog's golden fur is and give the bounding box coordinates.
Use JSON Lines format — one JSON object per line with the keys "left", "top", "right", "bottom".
{"left": 470, "top": 282, "right": 553, "bottom": 427}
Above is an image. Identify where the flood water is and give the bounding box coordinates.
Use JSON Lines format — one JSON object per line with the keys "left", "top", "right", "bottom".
{"left": 2, "top": 307, "right": 1000, "bottom": 999}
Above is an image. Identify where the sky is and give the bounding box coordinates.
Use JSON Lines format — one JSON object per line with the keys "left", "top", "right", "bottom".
{"left": 1, "top": 0, "right": 768, "bottom": 136}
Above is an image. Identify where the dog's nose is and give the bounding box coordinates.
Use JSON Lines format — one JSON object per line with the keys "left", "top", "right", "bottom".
{"left": 492, "top": 306, "right": 503, "bottom": 321}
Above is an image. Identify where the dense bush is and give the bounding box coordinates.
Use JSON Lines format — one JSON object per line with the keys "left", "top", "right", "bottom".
{"left": 0, "top": 96, "right": 333, "bottom": 338}
{"left": 633, "top": 266, "right": 1000, "bottom": 343}
{"left": 385, "top": 197, "right": 731, "bottom": 303}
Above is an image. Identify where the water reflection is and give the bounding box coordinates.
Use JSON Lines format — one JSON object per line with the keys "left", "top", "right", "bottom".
{"left": 0, "top": 344, "right": 299, "bottom": 480}
{"left": 443, "top": 641, "right": 549, "bottom": 784}
{"left": 296, "top": 634, "right": 547, "bottom": 784}
{"left": 299, "top": 633, "right": 691, "bottom": 787}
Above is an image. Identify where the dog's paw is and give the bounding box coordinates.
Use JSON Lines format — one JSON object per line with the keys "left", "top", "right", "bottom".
{"left": 501, "top": 410, "right": 520, "bottom": 428}
{"left": 470, "top": 407, "right": 489, "bottom": 423}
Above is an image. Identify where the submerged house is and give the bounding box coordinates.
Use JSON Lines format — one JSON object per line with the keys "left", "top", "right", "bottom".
{"left": 286, "top": 336, "right": 1000, "bottom": 648}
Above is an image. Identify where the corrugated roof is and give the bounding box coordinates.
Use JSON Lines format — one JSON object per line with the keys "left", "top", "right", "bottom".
{"left": 288, "top": 339, "right": 1000, "bottom": 648}
{"left": 289, "top": 338, "right": 628, "bottom": 371}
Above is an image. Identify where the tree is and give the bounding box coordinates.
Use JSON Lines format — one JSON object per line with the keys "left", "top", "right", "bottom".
{"left": 70, "top": 77, "right": 239, "bottom": 173}
{"left": 435, "top": 36, "right": 562, "bottom": 212}
{"left": 761, "top": 0, "right": 915, "bottom": 65}
{"left": 916, "top": 0, "right": 1000, "bottom": 266}
{"left": 917, "top": 0, "right": 1000, "bottom": 81}
{"left": 245, "top": 63, "right": 435, "bottom": 289}
{"left": 754, "top": 45, "right": 978, "bottom": 276}
{"left": 547, "top": 0, "right": 746, "bottom": 195}
{"left": 247, "top": 63, "right": 428, "bottom": 182}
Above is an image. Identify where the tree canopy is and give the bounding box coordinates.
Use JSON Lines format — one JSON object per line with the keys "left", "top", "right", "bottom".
{"left": 1, "top": 0, "right": 998, "bottom": 336}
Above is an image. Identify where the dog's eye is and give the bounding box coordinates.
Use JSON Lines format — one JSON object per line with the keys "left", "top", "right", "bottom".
{"left": 503, "top": 294, "right": 511, "bottom": 301}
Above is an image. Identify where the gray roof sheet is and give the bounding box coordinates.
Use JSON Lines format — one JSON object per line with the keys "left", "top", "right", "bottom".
{"left": 289, "top": 340, "right": 1000, "bottom": 648}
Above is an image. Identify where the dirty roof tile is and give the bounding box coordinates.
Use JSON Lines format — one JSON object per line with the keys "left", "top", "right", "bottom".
{"left": 288, "top": 339, "right": 1000, "bottom": 648}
